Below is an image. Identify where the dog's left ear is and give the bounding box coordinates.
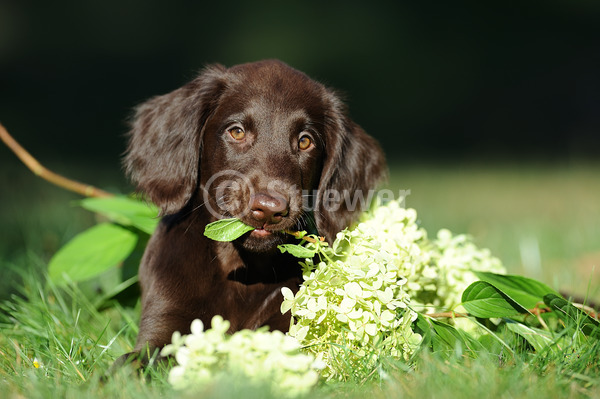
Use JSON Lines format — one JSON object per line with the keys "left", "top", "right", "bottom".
{"left": 315, "top": 94, "right": 387, "bottom": 242}
{"left": 124, "top": 65, "right": 227, "bottom": 215}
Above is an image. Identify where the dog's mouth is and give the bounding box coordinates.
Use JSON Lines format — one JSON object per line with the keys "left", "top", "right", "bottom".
{"left": 236, "top": 225, "right": 288, "bottom": 253}
{"left": 231, "top": 216, "right": 302, "bottom": 253}
{"left": 250, "top": 227, "right": 273, "bottom": 238}
{"left": 235, "top": 213, "right": 300, "bottom": 238}
{"left": 244, "top": 222, "right": 290, "bottom": 238}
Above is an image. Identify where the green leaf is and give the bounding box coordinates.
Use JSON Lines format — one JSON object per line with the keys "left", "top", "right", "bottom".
{"left": 48, "top": 223, "right": 138, "bottom": 283}
{"left": 461, "top": 281, "right": 526, "bottom": 318}
{"left": 415, "top": 315, "right": 483, "bottom": 356}
{"left": 203, "top": 218, "right": 255, "bottom": 241}
{"left": 544, "top": 294, "right": 600, "bottom": 339}
{"left": 278, "top": 244, "right": 317, "bottom": 258}
{"left": 413, "top": 314, "right": 447, "bottom": 354}
{"left": 79, "top": 196, "right": 160, "bottom": 234}
{"left": 474, "top": 272, "right": 559, "bottom": 309}
{"left": 505, "top": 322, "right": 555, "bottom": 353}
{"left": 432, "top": 319, "right": 483, "bottom": 353}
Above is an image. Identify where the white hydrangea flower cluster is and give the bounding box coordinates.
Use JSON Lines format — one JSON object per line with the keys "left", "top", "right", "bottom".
{"left": 353, "top": 201, "right": 440, "bottom": 312}
{"left": 281, "top": 199, "right": 505, "bottom": 380}
{"left": 161, "top": 315, "right": 323, "bottom": 397}
{"left": 280, "top": 222, "right": 424, "bottom": 380}
{"left": 432, "top": 228, "right": 505, "bottom": 311}
{"left": 356, "top": 200, "right": 505, "bottom": 312}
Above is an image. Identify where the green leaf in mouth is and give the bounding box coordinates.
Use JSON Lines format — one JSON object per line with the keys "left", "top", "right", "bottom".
{"left": 203, "top": 218, "right": 256, "bottom": 241}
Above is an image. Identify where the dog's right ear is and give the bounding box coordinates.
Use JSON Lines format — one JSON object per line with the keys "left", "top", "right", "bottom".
{"left": 124, "top": 65, "right": 227, "bottom": 215}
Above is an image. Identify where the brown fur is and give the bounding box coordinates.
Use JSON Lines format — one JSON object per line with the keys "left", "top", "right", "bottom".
{"left": 121, "top": 60, "right": 386, "bottom": 361}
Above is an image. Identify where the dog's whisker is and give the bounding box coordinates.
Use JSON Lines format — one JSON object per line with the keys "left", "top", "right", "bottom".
{"left": 180, "top": 202, "right": 207, "bottom": 221}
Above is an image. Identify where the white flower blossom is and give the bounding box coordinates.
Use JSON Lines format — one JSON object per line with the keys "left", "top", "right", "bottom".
{"left": 281, "top": 198, "right": 505, "bottom": 380}
{"left": 161, "top": 315, "right": 323, "bottom": 397}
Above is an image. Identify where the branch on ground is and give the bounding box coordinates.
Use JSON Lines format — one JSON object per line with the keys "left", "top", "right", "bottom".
{"left": 0, "top": 122, "right": 113, "bottom": 198}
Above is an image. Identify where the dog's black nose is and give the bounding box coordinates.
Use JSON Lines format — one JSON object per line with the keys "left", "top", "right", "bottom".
{"left": 250, "top": 193, "right": 289, "bottom": 225}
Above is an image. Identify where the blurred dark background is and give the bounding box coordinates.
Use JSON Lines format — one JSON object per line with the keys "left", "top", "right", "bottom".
{"left": 1, "top": 0, "right": 599, "bottom": 171}
{"left": 1, "top": 1, "right": 599, "bottom": 299}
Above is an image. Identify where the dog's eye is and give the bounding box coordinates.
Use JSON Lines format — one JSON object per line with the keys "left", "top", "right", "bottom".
{"left": 298, "top": 135, "right": 312, "bottom": 151}
{"left": 228, "top": 126, "right": 245, "bottom": 140}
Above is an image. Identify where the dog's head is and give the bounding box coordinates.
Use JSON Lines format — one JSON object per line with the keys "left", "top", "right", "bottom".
{"left": 125, "top": 60, "right": 386, "bottom": 252}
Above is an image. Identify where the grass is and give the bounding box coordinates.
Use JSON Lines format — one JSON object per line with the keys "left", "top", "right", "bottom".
{"left": 1, "top": 160, "right": 599, "bottom": 398}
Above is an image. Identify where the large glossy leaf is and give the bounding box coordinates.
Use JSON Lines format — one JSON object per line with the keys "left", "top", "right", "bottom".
{"left": 49, "top": 223, "right": 138, "bottom": 283}
{"left": 474, "top": 272, "right": 559, "bottom": 309}
{"left": 203, "top": 218, "right": 255, "bottom": 241}
{"left": 79, "top": 196, "right": 159, "bottom": 234}
{"left": 461, "top": 281, "right": 526, "bottom": 318}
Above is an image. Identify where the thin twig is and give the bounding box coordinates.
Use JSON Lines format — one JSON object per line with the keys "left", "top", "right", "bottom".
{"left": 284, "top": 230, "right": 325, "bottom": 244}
{"left": 425, "top": 311, "right": 468, "bottom": 319}
{"left": 0, "top": 122, "right": 113, "bottom": 198}
{"left": 529, "top": 303, "right": 551, "bottom": 330}
{"left": 426, "top": 307, "right": 555, "bottom": 320}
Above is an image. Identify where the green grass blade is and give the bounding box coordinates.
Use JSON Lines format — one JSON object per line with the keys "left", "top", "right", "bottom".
{"left": 544, "top": 294, "right": 600, "bottom": 339}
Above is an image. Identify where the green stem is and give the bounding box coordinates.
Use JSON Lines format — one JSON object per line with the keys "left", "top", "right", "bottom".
{"left": 284, "top": 230, "right": 324, "bottom": 244}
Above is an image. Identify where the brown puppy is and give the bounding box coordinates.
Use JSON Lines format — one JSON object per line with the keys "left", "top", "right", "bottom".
{"left": 123, "top": 60, "right": 385, "bottom": 361}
